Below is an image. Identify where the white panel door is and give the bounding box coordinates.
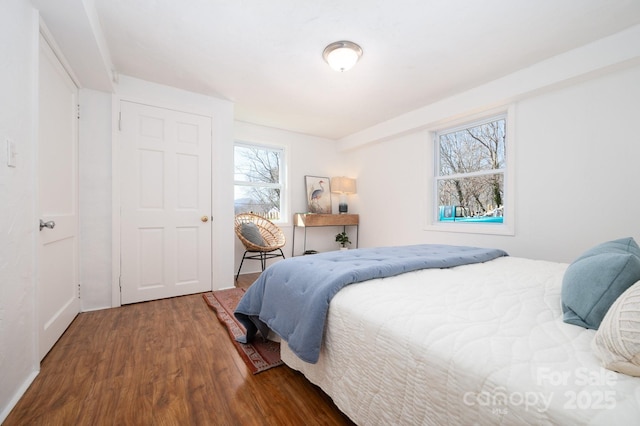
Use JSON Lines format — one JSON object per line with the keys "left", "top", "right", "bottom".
{"left": 120, "top": 101, "right": 212, "bottom": 304}
{"left": 38, "top": 35, "right": 80, "bottom": 360}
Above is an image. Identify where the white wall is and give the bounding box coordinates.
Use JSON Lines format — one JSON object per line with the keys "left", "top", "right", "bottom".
{"left": 79, "top": 89, "right": 112, "bottom": 310}
{"left": 0, "top": 0, "right": 39, "bottom": 421}
{"left": 512, "top": 64, "right": 640, "bottom": 260}
{"left": 232, "top": 121, "right": 344, "bottom": 278}
{"left": 344, "top": 62, "right": 640, "bottom": 263}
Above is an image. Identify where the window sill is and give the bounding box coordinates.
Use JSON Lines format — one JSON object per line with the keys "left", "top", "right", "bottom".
{"left": 425, "top": 221, "right": 514, "bottom": 236}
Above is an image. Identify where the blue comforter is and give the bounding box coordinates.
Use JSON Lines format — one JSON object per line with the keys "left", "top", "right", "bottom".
{"left": 234, "top": 244, "right": 508, "bottom": 363}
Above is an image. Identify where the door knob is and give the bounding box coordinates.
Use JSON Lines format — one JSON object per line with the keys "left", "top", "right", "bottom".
{"left": 39, "top": 219, "right": 56, "bottom": 231}
{"left": 201, "top": 216, "right": 209, "bottom": 223}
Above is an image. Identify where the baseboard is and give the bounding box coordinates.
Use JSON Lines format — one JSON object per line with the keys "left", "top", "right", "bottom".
{"left": 0, "top": 369, "right": 39, "bottom": 423}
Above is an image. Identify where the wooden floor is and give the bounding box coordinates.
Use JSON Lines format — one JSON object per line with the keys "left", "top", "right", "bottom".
{"left": 4, "top": 273, "right": 355, "bottom": 425}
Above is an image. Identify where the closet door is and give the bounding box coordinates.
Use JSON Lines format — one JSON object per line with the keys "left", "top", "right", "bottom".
{"left": 119, "top": 101, "right": 213, "bottom": 304}
{"left": 38, "top": 34, "right": 80, "bottom": 360}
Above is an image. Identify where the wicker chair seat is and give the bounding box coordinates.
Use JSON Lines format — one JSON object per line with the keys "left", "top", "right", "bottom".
{"left": 234, "top": 213, "right": 286, "bottom": 280}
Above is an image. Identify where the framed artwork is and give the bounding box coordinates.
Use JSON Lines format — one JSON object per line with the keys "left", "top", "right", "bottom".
{"left": 305, "top": 175, "right": 332, "bottom": 213}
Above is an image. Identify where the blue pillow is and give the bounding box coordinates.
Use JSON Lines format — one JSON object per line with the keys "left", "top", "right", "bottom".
{"left": 240, "top": 222, "right": 266, "bottom": 247}
{"left": 562, "top": 237, "right": 640, "bottom": 329}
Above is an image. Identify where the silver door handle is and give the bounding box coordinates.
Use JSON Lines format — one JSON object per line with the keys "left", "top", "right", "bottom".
{"left": 39, "top": 219, "right": 55, "bottom": 231}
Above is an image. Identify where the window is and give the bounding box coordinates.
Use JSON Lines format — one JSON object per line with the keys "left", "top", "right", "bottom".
{"left": 234, "top": 142, "right": 285, "bottom": 221}
{"left": 434, "top": 114, "right": 507, "bottom": 227}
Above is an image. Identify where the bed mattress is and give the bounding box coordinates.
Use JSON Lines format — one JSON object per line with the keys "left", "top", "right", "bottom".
{"left": 281, "top": 257, "right": 640, "bottom": 425}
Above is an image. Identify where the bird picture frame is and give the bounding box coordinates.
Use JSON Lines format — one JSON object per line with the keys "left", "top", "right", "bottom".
{"left": 305, "top": 175, "right": 332, "bottom": 214}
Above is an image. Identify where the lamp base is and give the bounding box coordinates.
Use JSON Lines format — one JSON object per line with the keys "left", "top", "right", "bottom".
{"left": 338, "top": 203, "right": 348, "bottom": 214}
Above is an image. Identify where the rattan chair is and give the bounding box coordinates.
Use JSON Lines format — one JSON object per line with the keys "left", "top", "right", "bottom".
{"left": 234, "top": 213, "right": 286, "bottom": 280}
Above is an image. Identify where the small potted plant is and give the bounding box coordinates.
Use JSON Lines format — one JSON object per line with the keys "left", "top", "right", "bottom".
{"left": 335, "top": 231, "right": 351, "bottom": 250}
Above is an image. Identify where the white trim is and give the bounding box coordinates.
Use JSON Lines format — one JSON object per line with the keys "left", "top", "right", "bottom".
{"left": 110, "top": 76, "right": 234, "bottom": 304}
{"left": 38, "top": 19, "right": 81, "bottom": 89}
{"left": 110, "top": 94, "right": 121, "bottom": 307}
{"left": 424, "top": 105, "right": 515, "bottom": 236}
{"left": 234, "top": 137, "right": 292, "bottom": 227}
{"left": 0, "top": 370, "right": 39, "bottom": 424}
{"left": 31, "top": 6, "right": 41, "bottom": 373}
{"left": 111, "top": 96, "right": 218, "bottom": 307}
{"left": 233, "top": 140, "right": 289, "bottom": 225}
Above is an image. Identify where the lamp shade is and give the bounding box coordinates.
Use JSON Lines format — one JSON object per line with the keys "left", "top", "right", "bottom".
{"left": 331, "top": 177, "right": 357, "bottom": 194}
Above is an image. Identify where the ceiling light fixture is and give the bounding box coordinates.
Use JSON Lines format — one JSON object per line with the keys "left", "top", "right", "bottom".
{"left": 322, "top": 41, "right": 363, "bottom": 72}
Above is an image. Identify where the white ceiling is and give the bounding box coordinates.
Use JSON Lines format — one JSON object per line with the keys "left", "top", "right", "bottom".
{"left": 38, "top": 0, "right": 640, "bottom": 139}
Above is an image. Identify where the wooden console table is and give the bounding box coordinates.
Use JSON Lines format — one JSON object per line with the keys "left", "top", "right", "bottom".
{"left": 292, "top": 213, "right": 359, "bottom": 256}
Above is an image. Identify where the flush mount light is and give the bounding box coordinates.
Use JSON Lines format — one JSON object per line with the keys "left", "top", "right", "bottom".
{"left": 322, "top": 41, "right": 363, "bottom": 72}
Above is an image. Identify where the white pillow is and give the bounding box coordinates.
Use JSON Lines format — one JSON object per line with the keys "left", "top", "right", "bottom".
{"left": 592, "top": 280, "right": 640, "bottom": 377}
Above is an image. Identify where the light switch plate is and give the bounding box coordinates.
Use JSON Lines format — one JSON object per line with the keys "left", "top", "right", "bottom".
{"left": 6, "top": 138, "right": 16, "bottom": 168}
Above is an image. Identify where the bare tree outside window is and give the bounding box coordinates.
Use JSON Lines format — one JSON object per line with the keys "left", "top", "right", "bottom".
{"left": 234, "top": 144, "right": 284, "bottom": 220}
{"left": 436, "top": 116, "right": 506, "bottom": 223}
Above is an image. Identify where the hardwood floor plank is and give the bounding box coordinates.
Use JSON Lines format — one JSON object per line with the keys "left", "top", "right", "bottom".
{"left": 4, "top": 273, "right": 354, "bottom": 425}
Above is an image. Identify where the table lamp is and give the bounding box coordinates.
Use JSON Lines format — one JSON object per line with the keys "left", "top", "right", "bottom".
{"left": 331, "top": 177, "right": 357, "bottom": 214}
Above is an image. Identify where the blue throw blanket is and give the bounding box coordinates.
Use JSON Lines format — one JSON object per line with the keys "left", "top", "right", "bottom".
{"left": 234, "top": 244, "right": 508, "bottom": 363}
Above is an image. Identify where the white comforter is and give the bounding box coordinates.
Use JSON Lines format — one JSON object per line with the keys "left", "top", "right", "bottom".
{"left": 281, "top": 257, "right": 640, "bottom": 425}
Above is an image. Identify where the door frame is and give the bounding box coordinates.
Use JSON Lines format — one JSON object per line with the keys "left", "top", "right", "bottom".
{"left": 110, "top": 86, "right": 225, "bottom": 307}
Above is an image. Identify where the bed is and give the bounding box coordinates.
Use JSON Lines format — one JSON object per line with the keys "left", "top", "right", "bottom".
{"left": 236, "top": 243, "right": 640, "bottom": 425}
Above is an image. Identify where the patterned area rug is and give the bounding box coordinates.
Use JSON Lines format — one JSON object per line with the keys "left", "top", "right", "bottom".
{"left": 203, "top": 288, "right": 283, "bottom": 374}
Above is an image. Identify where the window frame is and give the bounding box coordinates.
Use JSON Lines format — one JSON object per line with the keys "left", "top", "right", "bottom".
{"left": 426, "top": 106, "right": 515, "bottom": 236}
{"left": 234, "top": 140, "right": 288, "bottom": 224}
